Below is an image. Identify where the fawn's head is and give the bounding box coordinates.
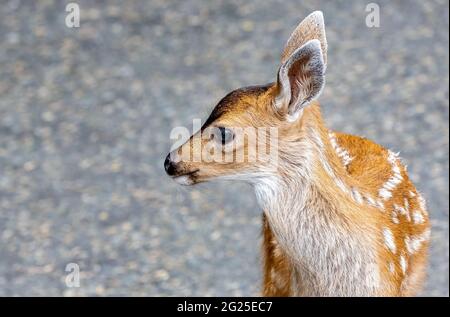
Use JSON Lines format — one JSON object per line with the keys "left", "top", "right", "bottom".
{"left": 165, "top": 11, "right": 328, "bottom": 185}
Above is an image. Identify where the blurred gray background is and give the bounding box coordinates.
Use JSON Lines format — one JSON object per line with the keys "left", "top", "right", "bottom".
{"left": 0, "top": 0, "right": 448, "bottom": 296}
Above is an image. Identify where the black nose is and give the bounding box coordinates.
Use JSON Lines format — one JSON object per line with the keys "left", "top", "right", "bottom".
{"left": 164, "top": 154, "right": 176, "bottom": 176}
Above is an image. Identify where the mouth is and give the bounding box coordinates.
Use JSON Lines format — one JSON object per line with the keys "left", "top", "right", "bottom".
{"left": 171, "top": 169, "right": 200, "bottom": 185}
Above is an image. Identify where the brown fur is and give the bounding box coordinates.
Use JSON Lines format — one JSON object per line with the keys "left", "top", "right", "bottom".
{"left": 171, "top": 90, "right": 430, "bottom": 296}
{"left": 261, "top": 105, "right": 430, "bottom": 296}
{"left": 166, "top": 12, "right": 430, "bottom": 297}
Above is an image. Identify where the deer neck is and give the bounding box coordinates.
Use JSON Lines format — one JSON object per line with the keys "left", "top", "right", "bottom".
{"left": 253, "top": 103, "right": 378, "bottom": 296}
{"left": 254, "top": 102, "right": 347, "bottom": 218}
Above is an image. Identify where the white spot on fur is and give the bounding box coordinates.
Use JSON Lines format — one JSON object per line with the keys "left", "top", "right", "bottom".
{"left": 405, "top": 229, "right": 431, "bottom": 254}
{"left": 365, "top": 195, "right": 376, "bottom": 207}
{"left": 328, "top": 132, "right": 353, "bottom": 168}
{"left": 336, "top": 178, "right": 350, "bottom": 194}
{"left": 379, "top": 188, "right": 391, "bottom": 200}
{"left": 394, "top": 203, "right": 411, "bottom": 222}
{"left": 400, "top": 255, "right": 407, "bottom": 275}
{"left": 378, "top": 151, "right": 403, "bottom": 201}
{"left": 313, "top": 130, "right": 384, "bottom": 213}
{"left": 389, "top": 262, "right": 395, "bottom": 274}
{"left": 311, "top": 130, "right": 352, "bottom": 197}
{"left": 417, "top": 193, "right": 428, "bottom": 216}
{"left": 391, "top": 210, "right": 400, "bottom": 224}
{"left": 412, "top": 210, "right": 425, "bottom": 224}
{"left": 351, "top": 188, "right": 363, "bottom": 204}
{"left": 376, "top": 200, "right": 385, "bottom": 210}
{"left": 404, "top": 198, "right": 409, "bottom": 211}
{"left": 253, "top": 127, "right": 385, "bottom": 296}
{"left": 409, "top": 190, "right": 416, "bottom": 198}
{"left": 383, "top": 228, "right": 396, "bottom": 254}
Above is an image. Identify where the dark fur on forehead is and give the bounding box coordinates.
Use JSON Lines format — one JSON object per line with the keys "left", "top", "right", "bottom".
{"left": 203, "top": 84, "right": 273, "bottom": 127}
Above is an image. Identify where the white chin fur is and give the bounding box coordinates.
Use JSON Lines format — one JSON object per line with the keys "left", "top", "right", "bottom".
{"left": 173, "top": 175, "right": 194, "bottom": 186}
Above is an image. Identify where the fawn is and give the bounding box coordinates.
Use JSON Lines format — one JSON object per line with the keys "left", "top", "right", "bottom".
{"left": 164, "top": 11, "right": 430, "bottom": 296}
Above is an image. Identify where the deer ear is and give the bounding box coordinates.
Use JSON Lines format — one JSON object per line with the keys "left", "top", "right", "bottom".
{"left": 281, "top": 11, "right": 327, "bottom": 65}
{"left": 275, "top": 39, "right": 325, "bottom": 121}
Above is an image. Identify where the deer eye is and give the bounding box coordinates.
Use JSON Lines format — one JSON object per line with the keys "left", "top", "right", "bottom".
{"left": 212, "top": 127, "right": 234, "bottom": 145}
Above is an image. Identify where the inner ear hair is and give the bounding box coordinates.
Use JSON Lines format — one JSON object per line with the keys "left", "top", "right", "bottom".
{"left": 275, "top": 39, "right": 325, "bottom": 120}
